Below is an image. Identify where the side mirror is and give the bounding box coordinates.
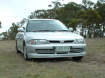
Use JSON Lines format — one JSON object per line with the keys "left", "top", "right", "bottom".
{"left": 68, "top": 27, "right": 73, "bottom": 32}
{"left": 18, "top": 27, "right": 25, "bottom": 32}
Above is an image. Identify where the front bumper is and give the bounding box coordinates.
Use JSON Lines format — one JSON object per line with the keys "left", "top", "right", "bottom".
{"left": 26, "top": 44, "right": 86, "bottom": 58}
{"left": 28, "top": 52, "right": 86, "bottom": 58}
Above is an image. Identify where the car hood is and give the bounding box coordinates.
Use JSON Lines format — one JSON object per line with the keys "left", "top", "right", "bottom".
{"left": 25, "top": 32, "right": 83, "bottom": 40}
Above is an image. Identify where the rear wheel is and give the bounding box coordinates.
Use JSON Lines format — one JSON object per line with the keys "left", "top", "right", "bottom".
{"left": 24, "top": 46, "right": 30, "bottom": 61}
{"left": 72, "top": 56, "right": 83, "bottom": 61}
{"left": 16, "top": 41, "right": 21, "bottom": 53}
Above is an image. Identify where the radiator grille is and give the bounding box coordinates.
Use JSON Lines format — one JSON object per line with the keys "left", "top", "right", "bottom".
{"left": 36, "top": 49, "right": 54, "bottom": 54}
{"left": 35, "top": 47, "right": 84, "bottom": 54}
{"left": 49, "top": 40, "right": 74, "bottom": 43}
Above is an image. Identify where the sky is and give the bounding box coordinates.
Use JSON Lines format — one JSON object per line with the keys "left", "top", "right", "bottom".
{"left": 0, "top": 0, "right": 97, "bottom": 33}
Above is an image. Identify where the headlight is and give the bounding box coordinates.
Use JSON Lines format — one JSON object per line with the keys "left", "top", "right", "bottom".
{"left": 74, "top": 39, "right": 85, "bottom": 44}
{"left": 29, "top": 39, "right": 49, "bottom": 45}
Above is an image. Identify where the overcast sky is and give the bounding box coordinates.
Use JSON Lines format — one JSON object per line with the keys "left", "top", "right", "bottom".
{"left": 0, "top": 0, "right": 97, "bottom": 33}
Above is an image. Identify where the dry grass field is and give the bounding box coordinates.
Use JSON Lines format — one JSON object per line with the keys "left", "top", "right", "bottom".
{"left": 0, "top": 39, "right": 105, "bottom": 78}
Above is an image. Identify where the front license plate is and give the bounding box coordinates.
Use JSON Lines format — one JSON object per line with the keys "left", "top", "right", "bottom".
{"left": 55, "top": 46, "right": 70, "bottom": 52}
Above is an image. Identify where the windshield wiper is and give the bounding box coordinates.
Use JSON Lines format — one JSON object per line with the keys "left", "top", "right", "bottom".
{"left": 31, "top": 30, "right": 55, "bottom": 32}
{"left": 31, "top": 30, "right": 69, "bottom": 32}
{"left": 54, "top": 30, "right": 69, "bottom": 32}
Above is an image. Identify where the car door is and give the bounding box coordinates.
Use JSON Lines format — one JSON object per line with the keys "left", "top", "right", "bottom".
{"left": 19, "top": 32, "right": 24, "bottom": 53}
{"left": 16, "top": 32, "right": 24, "bottom": 53}
{"left": 16, "top": 33, "right": 21, "bottom": 51}
{"left": 19, "top": 21, "right": 28, "bottom": 53}
{"left": 16, "top": 21, "right": 28, "bottom": 53}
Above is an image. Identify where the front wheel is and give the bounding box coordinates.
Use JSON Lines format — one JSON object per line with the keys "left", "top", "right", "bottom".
{"left": 24, "top": 46, "right": 30, "bottom": 61}
{"left": 72, "top": 56, "right": 83, "bottom": 61}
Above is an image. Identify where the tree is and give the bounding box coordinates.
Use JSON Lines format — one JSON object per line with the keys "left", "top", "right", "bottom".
{"left": 1, "top": 32, "right": 8, "bottom": 40}
{"left": 0, "top": 21, "right": 1, "bottom": 28}
{"left": 56, "top": 2, "right": 81, "bottom": 25}
{"left": 95, "top": 1, "right": 105, "bottom": 37}
{"left": 28, "top": 0, "right": 63, "bottom": 19}
{"left": 82, "top": 0, "right": 94, "bottom": 9}
{"left": 69, "top": 18, "right": 80, "bottom": 30}
{"left": 8, "top": 23, "right": 19, "bottom": 40}
{"left": 27, "top": 1, "right": 105, "bottom": 38}
{"left": 77, "top": 8, "right": 102, "bottom": 38}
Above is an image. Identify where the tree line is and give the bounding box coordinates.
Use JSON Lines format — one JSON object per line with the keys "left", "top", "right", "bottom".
{"left": 28, "top": 0, "right": 105, "bottom": 38}
{"left": 1, "top": 0, "right": 105, "bottom": 40}
{"left": 0, "top": 23, "right": 19, "bottom": 40}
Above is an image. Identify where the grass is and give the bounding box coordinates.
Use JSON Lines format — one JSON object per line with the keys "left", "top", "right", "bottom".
{"left": 0, "top": 39, "right": 105, "bottom": 78}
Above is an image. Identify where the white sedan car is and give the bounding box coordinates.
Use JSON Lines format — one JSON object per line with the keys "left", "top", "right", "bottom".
{"left": 16, "top": 19, "right": 86, "bottom": 61}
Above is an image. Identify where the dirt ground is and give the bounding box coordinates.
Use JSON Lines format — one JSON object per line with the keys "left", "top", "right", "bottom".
{"left": 0, "top": 39, "right": 105, "bottom": 78}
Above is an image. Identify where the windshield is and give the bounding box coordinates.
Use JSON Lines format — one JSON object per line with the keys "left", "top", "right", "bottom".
{"left": 26, "top": 20, "right": 68, "bottom": 32}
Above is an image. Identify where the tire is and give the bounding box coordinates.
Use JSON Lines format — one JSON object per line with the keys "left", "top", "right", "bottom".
{"left": 72, "top": 56, "right": 83, "bottom": 61}
{"left": 16, "top": 41, "right": 21, "bottom": 53}
{"left": 23, "top": 46, "right": 30, "bottom": 61}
